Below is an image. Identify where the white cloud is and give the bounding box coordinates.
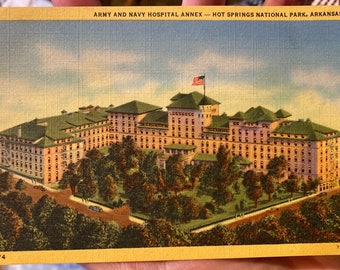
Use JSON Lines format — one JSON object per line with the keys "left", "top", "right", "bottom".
{"left": 36, "top": 43, "right": 145, "bottom": 89}
{"left": 169, "top": 50, "right": 265, "bottom": 78}
{"left": 284, "top": 89, "right": 340, "bottom": 130}
{"left": 291, "top": 67, "right": 340, "bottom": 91}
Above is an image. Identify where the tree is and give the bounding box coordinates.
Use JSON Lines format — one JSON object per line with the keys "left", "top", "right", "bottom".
{"left": 301, "top": 178, "right": 320, "bottom": 196}
{"left": 15, "top": 179, "right": 25, "bottom": 190}
{"left": 0, "top": 171, "right": 14, "bottom": 193}
{"left": 124, "top": 171, "right": 146, "bottom": 212}
{"left": 187, "top": 164, "right": 205, "bottom": 189}
{"left": 108, "top": 142, "right": 127, "bottom": 177}
{"left": 0, "top": 233, "right": 7, "bottom": 251}
{"left": 255, "top": 216, "right": 288, "bottom": 244}
{"left": 86, "top": 148, "right": 104, "bottom": 172}
{"left": 282, "top": 174, "right": 301, "bottom": 198}
{"left": 122, "top": 136, "right": 143, "bottom": 172}
{"left": 307, "top": 177, "right": 321, "bottom": 194}
{"left": 165, "top": 154, "right": 186, "bottom": 195}
{"left": 77, "top": 158, "right": 97, "bottom": 200}
{"left": 98, "top": 175, "right": 117, "bottom": 202}
{"left": 45, "top": 205, "right": 77, "bottom": 249}
{"left": 103, "top": 221, "right": 121, "bottom": 248}
{"left": 13, "top": 224, "right": 50, "bottom": 251}
{"left": 178, "top": 195, "right": 203, "bottom": 223}
{"left": 59, "top": 162, "right": 81, "bottom": 195}
{"left": 72, "top": 215, "right": 121, "bottom": 249}
{"left": 242, "top": 170, "right": 263, "bottom": 209}
{"left": 235, "top": 222, "right": 258, "bottom": 245}
{"left": 32, "top": 195, "right": 57, "bottom": 233}
{"left": 279, "top": 209, "right": 313, "bottom": 243}
{"left": 212, "top": 188, "right": 233, "bottom": 207}
{"left": 140, "top": 151, "right": 162, "bottom": 187}
{"left": 199, "top": 146, "right": 240, "bottom": 207}
{"left": 266, "top": 155, "right": 287, "bottom": 181}
{"left": 0, "top": 203, "right": 24, "bottom": 250}
{"left": 214, "top": 146, "right": 240, "bottom": 189}
{"left": 260, "top": 174, "right": 275, "bottom": 201}
{"left": 300, "top": 198, "right": 331, "bottom": 229}
{"left": 193, "top": 225, "right": 237, "bottom": 246}
{"left": 3, "top": 191, "right": 33, "bottom": 222}
{"left": 116, "top": 224, "right": 146, "bottom": 248}
{"left": 143, "top": 219, "right": 191, "bottom": 247}
{"left": 242, "top": 170, "right": 258, "bottom": 187}
{"left": 246, "top": 181, "right": 263, "bottom": 209}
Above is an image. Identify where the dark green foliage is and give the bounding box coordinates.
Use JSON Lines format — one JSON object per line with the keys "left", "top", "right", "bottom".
{"left": 0, "top": 233, "right": 7, "bottom": 251}
{"left": 235, "top": 222, "right": 257, "bottom": 244}
{"left": 266, "top": 155, "right": 287, "bottom": 180}
{"left": 242, "top": 170, "right": 263, "bottom": 208}
{"left": 2, "top": 191, "right": 33, "bottom": 222}
{"left": 212, "top": 188, "right": 233, "bottom": 207}
{"left": 165, "top": 154, "right": 186, "bottom": 194}
{"left": 77, "top": 158, "right": 97, "bottom": 199}
{"left": 236, "top": 216, "right": 287, "bottom": 245}
{"left": 186, "top": 164, "right": 205, "bottom": 189}
{"left": 72, "top": 214, "right": 120, "bottom": 249}
{"left": 45, "top": 205, "right": 77, "bottom": 249}
{"left": 149, "top": 195, "right": 205, "bottom": 224}
{"left": 143, "top": 219, "right": 191, "bottom": 247}
{"left": 300, "top": 198, "right": 331, "bottom": 229}
{"left": 32, "top": 195, "right": 57, "bottom": 233}
{"left": 13, "top": 224, "right": 50, "bottom": 251}
{"left": 86, "top": 148, "right": 104, "bottom": 171}
{"left": 98, "top": 175, "right": 117, "bottom": 202}
{"left": 0, "top": 203, "right": 24, "bottom": 250}
{"left": 204, "top": 201, "right": 217, "bottom": 214}
{"left": 254, "top": 216, "right": 287, "bottom": 244}
{"left": 279, "top": 209, "right": 312, "bottom": 243}
{"left": 260, "top": 174, "right": 275, "bottom": 201}
{"left": 329, "top": 194, "right": 340, "bottom": 216}
{"left": 199, "top": 146, "right": 240, "bottom": 207}
{"left": 193, "top": 225, "right": 237, "bottom": 246}
{"left": 0, "top": 171, "right": 14, "bottom": 193}
{"left": 59, "top": 163, "right": 81, "bottom": 195}
{"left": 117, "top": 224, "right": 146, "bottom": 248}
{"left": 301, "top": 178, "right": 321, "bottom": 195}
{"left": 15, "top": 179, "right": 25, "bottom": 190}
{"left": 282, "top": 174, "right": 301, "bottom": 198}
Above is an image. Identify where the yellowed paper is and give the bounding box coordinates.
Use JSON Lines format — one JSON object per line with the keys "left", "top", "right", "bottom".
{"left": 0, "top": 6, "right": 339, "bottom": 265}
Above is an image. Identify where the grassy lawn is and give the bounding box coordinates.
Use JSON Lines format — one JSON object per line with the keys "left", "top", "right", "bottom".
{"left": 178, "top": 178, "right": 304, "bottom": 231}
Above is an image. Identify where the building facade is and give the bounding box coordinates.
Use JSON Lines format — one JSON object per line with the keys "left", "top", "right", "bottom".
{"left": 0, "top": 91, "right": 339, "bottom": 191}
{"left": 0, "top": 106, "right": 109, "bottom": 184}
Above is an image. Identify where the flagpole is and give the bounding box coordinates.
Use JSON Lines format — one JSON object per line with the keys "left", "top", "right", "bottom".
{"left": 203, "top": 73, "right": 206, "bottom": 97}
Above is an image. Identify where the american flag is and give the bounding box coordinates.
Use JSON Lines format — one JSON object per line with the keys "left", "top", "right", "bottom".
{"left": 192, "top": 75, "right": 205, "bottom": 86}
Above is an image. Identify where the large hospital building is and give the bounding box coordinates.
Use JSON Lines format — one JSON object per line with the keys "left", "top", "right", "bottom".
{"left": 0, "top": 91, "right": 339, "bottom": 192}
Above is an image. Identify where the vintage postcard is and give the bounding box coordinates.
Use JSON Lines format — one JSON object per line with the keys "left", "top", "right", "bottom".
{"left": 0, "top": 6, "right": 339, "bottom": 265}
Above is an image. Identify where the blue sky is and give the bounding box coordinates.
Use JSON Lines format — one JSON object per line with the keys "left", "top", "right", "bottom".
{"left": 0, "top": 20, "right": 339, "bottom": 131}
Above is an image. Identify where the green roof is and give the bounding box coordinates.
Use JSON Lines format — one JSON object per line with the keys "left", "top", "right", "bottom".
{"left": 231, "top": 106, "right": 289, "bottom": 123}
{"left": 272, "top": 119, "right": 339, "bottom": 141}
{"left": 0, "top": 106, "right": 108, "bottom": 147}
{"left": 106, "top": 100, "right": 161, "bottom": 115}
{"left": 170, "top": 93, "right": 187, "bottom": 101}
{"left": 208, "top": 113, "right": 229, "bottom": 129}
{"left": 192, "top": 153, "right": 217, "bottom": 162}
{"left": 165, "top": 144, "right": 196, "bottom": 150}
{"left": 0, "top": 120, "right": 47, "bottom": 141}
{"left": 275, "top": 109, "right": 292, "bottom": 119}
{"left": 167, "top": 91, "right": 220, "bottom": 110}
{"left": 140, "top": 111, "right": 168, "bottom": 125}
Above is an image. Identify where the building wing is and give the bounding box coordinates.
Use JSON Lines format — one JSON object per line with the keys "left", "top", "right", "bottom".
{"left": 106, "top": 100, "right": 161, "bottom": 115}
{"left": 167, "top": 91, "right": 220, "bottom": 110}
{"left": 272, "top": 119, "right": 339, "bottom": 141}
